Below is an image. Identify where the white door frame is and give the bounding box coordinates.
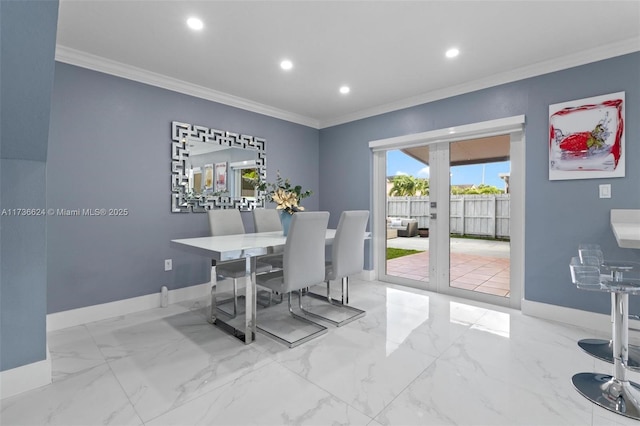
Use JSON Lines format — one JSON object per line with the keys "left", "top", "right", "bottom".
{"left": 369, "top": 115, "right": 525, "bottom": 309}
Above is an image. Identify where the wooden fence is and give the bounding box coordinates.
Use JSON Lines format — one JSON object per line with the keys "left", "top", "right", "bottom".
{"left": 387, "top": 195, "right": 510, "bottom": 239}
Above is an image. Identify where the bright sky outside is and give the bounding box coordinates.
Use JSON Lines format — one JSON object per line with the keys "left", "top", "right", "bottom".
{"left": 386, "top": 150, "right": 511, "bottom": 190}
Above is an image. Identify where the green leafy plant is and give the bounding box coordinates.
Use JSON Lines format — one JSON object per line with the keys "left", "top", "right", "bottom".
{"left": 242, "top": 169, "right": 259, "bottom": 181}
{"left": 245, "top": 171, "right": 312, "bottom": 214}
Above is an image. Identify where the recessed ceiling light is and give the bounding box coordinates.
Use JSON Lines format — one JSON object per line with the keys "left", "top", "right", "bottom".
{"left": 187, "top": 17, "right": 204, "bottom": 31}
{"left": 339, "top": 86, "right": 350, "bottom": 94}
{"left": 280, "top": 60, "right": 293, "bottom": 71}
{"left": 445, "top": 48, "right": 459, "bottom": 58}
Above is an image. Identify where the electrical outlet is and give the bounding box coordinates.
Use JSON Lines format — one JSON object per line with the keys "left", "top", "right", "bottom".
{"left": 164, "top": 259, "right": 172, "bottom": 271}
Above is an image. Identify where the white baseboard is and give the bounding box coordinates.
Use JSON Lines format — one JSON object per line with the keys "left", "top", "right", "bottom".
{"left": 521, "top": 299, "right": 640, "bottom": 334}
{"left": 166, "top": 282, "right": 211, "bottom": 305}
{"left": 43, "top": 284, "right": 630, "bottom": 335}
{"left": 47, "top": 282, "right": 210, "bottom": 332}
{"left": 356, "top": 269, "right": 376, "bottom": 281}
{"left": 0, "top": 345, "right": 51, "bottom": 400}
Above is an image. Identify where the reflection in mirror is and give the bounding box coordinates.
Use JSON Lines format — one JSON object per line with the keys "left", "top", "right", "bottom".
{"left": 185, "top": 142, "right": 256, "bottom": 198}
{"left": 171, "top": 121, "right": 266, "bottom": 212}
{"left": 232, "top": 163, "right": 259, "bottom": 199}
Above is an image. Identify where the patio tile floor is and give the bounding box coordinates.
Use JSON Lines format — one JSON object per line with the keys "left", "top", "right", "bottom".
{"left": 386, "top": 243, "right": 511, "bottom": 297}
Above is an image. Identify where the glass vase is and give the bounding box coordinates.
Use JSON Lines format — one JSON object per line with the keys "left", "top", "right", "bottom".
{"left": 279, "top": 210, "right": 293, "bottom": 236}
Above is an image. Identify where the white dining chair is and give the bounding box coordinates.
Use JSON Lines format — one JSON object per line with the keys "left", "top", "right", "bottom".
{"left": 253, "top": 208, "right": 283, "bottom": 232}
{"left": 208, "top": 209, "right": 272, "bottom": 318}
{"left": 255, "top": 211, "right": 329, "bottom": 348}
{"left": 252, "top": 208, "right": 284, "bottom": 270}
{"left": 303, "top": 210, "right": 368, "bottom": 326}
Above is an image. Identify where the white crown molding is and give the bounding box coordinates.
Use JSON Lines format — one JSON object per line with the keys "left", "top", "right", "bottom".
{"left": 54, "top": 45, "right": 320, "bottom": 129}
{"left": 57, "top": 38, "right": 639, "bottom": 131}
{"left": 319, "top": 37, "right": 640, "bottom": 129}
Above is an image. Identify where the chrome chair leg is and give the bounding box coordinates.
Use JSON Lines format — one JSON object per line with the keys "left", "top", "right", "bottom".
{"left": 290, "top": 291, "right": 313, "bottom": 323}
{"left": 256, "top": 292, "right": 328, "bottom": 348}
{"left": 308, "top": 277, "right": 352, "bottom": 307}
{"left": 299, "top": 281, "right": 365, "bottom": 327}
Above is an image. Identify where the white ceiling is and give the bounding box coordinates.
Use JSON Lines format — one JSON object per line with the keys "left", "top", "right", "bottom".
{"left": 55, "top": 1, "right": 640, "bottom": 129}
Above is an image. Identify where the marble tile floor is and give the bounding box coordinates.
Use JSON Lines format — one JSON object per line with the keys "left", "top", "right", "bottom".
{"left": 2, "top": 279, "right": 639, "bottom": 425}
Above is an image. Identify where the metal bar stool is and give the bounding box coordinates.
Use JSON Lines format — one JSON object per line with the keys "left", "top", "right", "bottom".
{"left": 575, "top": 244, "right": 640, "bottom": 371}
{"left": 570, "top": 247, "right": 640, "bottom": 420}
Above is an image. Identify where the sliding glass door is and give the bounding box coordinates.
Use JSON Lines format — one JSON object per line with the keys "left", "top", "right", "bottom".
{"left": 371, "top": 117, "right": 524, "bottom": 309}
{"left": 429, "top": 139, "right": 512, "bottom": 305}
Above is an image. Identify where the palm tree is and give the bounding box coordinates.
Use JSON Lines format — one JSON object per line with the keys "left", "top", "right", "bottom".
{"left": 388, "top": 175, "right": 429, "bottom": 196}
{"left": 415, "top": 178, "right": 429, "bottom": 195}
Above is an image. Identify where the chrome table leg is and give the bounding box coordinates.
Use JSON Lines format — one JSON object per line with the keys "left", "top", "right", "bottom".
{"left": 209, "top": 258, "right": 256, "bottom": 344}
{"left": 244, "top": 255, "right": 257, "bottom": 345}
{"left": 209, "top": 264, "right": 217, "bottom": 324}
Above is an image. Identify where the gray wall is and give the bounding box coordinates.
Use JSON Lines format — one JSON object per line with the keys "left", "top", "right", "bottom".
{"left": 47, "top": 63, "right": 319, "bottom": 314}
{"left": 319, "top": 52, "right": 640, "bottom": 315}
{"left": 523, "top": 54, "right": 639, "bottom": 312}
{"left": 1, "top": 0, "right": 59, "bottom": 371}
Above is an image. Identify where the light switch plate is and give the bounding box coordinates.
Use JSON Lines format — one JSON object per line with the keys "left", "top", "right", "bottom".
{"left": 599, "top": 184, "right": 611, "bottom": 199}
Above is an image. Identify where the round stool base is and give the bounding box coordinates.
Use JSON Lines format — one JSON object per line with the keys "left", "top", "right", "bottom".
{"left": 578, "top": 339, "right": 640, "bottom": 371}
{"left": 572, "top": 372, "right": 640, "bottom": 420}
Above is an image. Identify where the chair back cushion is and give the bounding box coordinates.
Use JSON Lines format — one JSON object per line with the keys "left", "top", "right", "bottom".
{"left": 329, "top": 210, "right": 370, "bottom": 280}
{"left": 207, "top": 209, "right": 245, "bottom": 236}
{"left": 253, "top": 208, "right": 282, "bottom": 232}
{"left": 283, "top": 212, "right": 329, "bottom": 292}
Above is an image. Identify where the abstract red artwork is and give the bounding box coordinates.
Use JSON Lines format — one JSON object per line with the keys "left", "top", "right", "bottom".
{"left": 549, "top": 91, "right": 625, "bottom": 180}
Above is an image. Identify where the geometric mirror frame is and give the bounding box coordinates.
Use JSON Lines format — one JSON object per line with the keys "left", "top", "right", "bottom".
{"left": 171, "top": 121, "right": 266, "bottom": 212}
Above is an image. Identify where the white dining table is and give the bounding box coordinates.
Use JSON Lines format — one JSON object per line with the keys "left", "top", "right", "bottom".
{"left": 172, "top": 230, "right": 338, "bottom": 344}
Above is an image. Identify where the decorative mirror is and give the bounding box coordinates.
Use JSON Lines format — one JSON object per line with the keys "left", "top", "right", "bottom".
{"left": 171, "top": 121, "right": 266, "bottom": 212}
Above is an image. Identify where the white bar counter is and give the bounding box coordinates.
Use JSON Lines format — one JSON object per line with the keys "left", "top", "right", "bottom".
{"left": 611, "top": 209, "right": 640, "bottom": 249}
